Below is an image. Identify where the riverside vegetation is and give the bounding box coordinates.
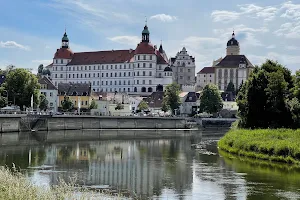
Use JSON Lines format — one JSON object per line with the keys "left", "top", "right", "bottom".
{"left": 219, "top": 60, "right": 300, "bottom": 164}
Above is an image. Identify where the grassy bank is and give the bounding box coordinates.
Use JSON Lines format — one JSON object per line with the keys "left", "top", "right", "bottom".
{"left": 0, "top": 166, "right": 125, "bottom": 200}
{"left": 218, "top": 129, "right": 300, "bottom": 164}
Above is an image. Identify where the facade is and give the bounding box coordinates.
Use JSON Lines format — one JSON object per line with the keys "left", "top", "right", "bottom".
{"left": 170, "top": 47, "right": 196, "bottom": 88}
{"left": 196, "top": 67, "right": 215, "bottom": 90}
{"left": 38, "top": 76, "right": 58, "bottom": 112}
{"left": 57, "top": 83, "right": 92, "bottom": 111}
{"left": 179, "top": 92, "right": 200, "bottom": 116}
{"left": 49, "top": 25, "right": 173, "bottom": 96}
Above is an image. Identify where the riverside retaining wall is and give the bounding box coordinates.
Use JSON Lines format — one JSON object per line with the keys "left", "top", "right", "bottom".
{"left": 0, "top": 115, "right": 187, "bottom": 132}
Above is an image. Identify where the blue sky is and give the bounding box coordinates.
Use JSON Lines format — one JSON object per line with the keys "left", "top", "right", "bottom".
{"left": 0, "top": 0, "right": 300, "bottom": 73}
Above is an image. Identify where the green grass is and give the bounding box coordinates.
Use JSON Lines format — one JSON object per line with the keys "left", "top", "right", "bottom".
{"left": 218, "top": 129, "right": 300, "bottom": 164}
{"left": 0, "top": 165, "right": 127, "bottom": 200}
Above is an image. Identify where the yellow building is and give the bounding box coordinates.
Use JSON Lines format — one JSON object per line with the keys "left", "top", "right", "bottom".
{"left": 58, "top": 83, "right": 92, "bottom": 111}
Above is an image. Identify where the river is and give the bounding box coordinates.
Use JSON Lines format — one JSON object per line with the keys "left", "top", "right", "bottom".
{"left": 0, "top": 130, "right": 300, "bottom": 200}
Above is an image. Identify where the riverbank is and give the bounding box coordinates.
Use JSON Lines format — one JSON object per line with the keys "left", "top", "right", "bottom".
{"left": 218, "top": 129, "right": 300, "bottom": 164}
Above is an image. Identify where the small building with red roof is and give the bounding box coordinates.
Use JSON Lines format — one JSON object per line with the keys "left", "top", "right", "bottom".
{"left": 49, "top": 24, "right": 172, "bottom": 96}
{"left": 196, "top": 67, "right": 215, "bottom": 90}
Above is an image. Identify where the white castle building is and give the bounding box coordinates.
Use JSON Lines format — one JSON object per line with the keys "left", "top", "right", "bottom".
{"left": 49, "top": 25, "right": 173, "bottom": 96}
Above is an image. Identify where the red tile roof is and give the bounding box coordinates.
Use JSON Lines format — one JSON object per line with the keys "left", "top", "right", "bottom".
{"left": 54, "top": 48, "right": 74, "bottom": 59}
{"left": 67, "top": 50, "right": 135, "bottom": 65}
{"left": 197, "top": 67, "right": 215, "bottom": 74}
{"left": 135, "top": 42, "right": 156, "bottom": 54}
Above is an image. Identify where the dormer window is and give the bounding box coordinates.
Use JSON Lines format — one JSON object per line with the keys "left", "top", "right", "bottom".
{"left": 239, "top": 64, "right": 246, "bottom": 68}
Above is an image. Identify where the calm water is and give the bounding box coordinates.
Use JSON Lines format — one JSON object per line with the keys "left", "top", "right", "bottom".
{"left": 1, "top": 130, "right": 300, "bottom": 200}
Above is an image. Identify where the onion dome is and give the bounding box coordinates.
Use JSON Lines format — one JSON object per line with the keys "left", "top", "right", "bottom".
{"left": 164, "top": 66, "right": 172, "bottom": 72}
{"left": 227, "top": 31, "right": 239, "bottom": 46}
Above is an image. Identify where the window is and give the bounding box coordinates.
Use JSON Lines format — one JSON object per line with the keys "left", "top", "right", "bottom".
{"left": 159, "top": 73, "right": 161, "bottom": 77}
{"left": 137, "top": 71, "right": 139, "bottom": 76}
{"left": 106, "top": 81, "right": 108, "bottom": 85}
{"left": 149, "top": 80, "right": 152, "bottom": 84}
{"left": 85, "top": 101, "right": 88, "bottom": 105}
{"left": 85, "top": 66, "right": 87, "bottom": 70}
{"left": 128, "top": 88, "right": 130, "bottom": 92}
{"left": 124, "top": 72, "right": 126, "bottom": 76}
{"left": 85, "top": 74, "right": 87, "bottom": 78}
{"left": 150, "top": 55, "right": 152, "bottom": 60}
{"left": 68, "top": 74, "right": 71, "bottom": 78}
{"left": 119, "top": 72, "right": 121, "bottom": 77}
{"left": 142, "top": 80, "right": 145, "bottom": 84}
{"left": 94, "top": 66, "right": 95, "bottom": 70}
{"left": 110, "top": 81, "right": 112, "bottom": 85}
{"left": 150, "top": 63, "right": 152, "bottom": 68}
{"left": 210, "top": 75, "right": 212, "bottom": 77}
{"left": 97, "top": 81, "right": 99, "bottom": 85}
{"left": 106, "top": 73, "right": 108, "bottom": 77}
{"left": 128, "top": 80, "right": 130, "bottom": 85}
{"left": 89, "top": 73, "right": 91, "bottom": 78}
{"left": 120, "top": 65, "right": 122, "bottom": 69}
{"left": 102, "top": 73, "right": 104, "bottom": 77}
{"left": 180, "top": 68, "right": 183, "bottom": 73}
{"left": 55, "top": 60, "right": 58, "bottom": 64}
{"left": 111, "top": 73, "right": 113, "bottom": 77}
{"left": 137, "top": 80, "right": 139, "bottom": 84}
{"left": 101, "top": 81, "right": 103, "bottom": 85}
{"left": 98, "top": 73, "right": 100, "bottom": 77}
{"left": 149, "top": 71, "right": 152, "bottom": 76}
{"left": 204, "top": 80, "right": 206, "bottom": 83}
{"left": 89, "top": 66, "right": 91, "bottom": 70}
{"left": 124, "top": 65, "right": 126, "bottom": 69}
{"left": 61, "top": 59, "right": 63, "bottom": 64}
{"left": 106, "top": 65, "right": 108, "bottom": 70}
{"left": 102, "top": 65, "right": 104, "bottom": 70}
{"left": 138, "top": 63, "right": 140, "bottom": 68}
{"left": 115, "top": 81, "right": 117, "bottom": 85}
{"left": 111, "top": 65, "right": 113, "bottom": 69}
{"left": 124, "top": 80, "right": 126, "bottom": 85}
{"left": 115, "top": 65, "right": 117, "bottom": 69}
{"left": 143, "top": 55, "right": 146, "bottom": 60}
{"left": 81, "top": 74, "right": 83, "bottom": 78}
{"left": 159, "top": 65, "right": 161, "bottom": 70}
{"left": 188, "top": 69, "right": 191, "bottom": 72}
{"left": 93, "top": 81, "right": 95, "bottom": 85}
{"left": 188, "top": 62, "right": 191, "bottom": 65}
{"left": 188, "top": 76, "right": 191, "bottom": 80}
{"left": 93, "top": 73, "right": 95, "bottom": 77}
{"left": 61, "top": 66, "right": 63, "bottom": 71}
{"left": 204, "top": 75, "right": 206, "bottom": 77}
{"left": 143, "top": 71, "right": 146, "bottom": 76}
{"left": 60, "top": 74, "right": 63, "bottom": 78}
{"left": 81, "top": 101, "right": 84, "bottom": 105}
{"left": 143, "top": 63, "right": 146, "bottom": 68}
{"left": 119, "top": 80, "right": 121, "bottom": 85}
{"left": 138, "top": 55, "right": 140, "bottom": 60}
{"left": 72, "top": 74, "right": 74, "bottom": 78}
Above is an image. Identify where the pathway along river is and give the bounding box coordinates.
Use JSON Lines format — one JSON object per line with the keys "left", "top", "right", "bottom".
{"left": 1, "top": 130, "right": 300, "bottom": 199}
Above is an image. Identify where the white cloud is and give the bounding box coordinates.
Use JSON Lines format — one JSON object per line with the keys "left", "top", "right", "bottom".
{"left": 280, "top": 1, "right": 300, "bottom": 20}
{"left": 31, "top": 60, "right": 53, "bottom": 65}
{"left": 274, "top": 22, "right": 300, "bottom": 39}
{"left": 108, "top": 36, "right": 140, "bottom": 46}
{"left": 0, "top": 41, "right": 30, "bottom": 51}
{"left": 212, "top": 3, "right": 278, "bottom": 23}
{"left": 150, "top": 14, "right": 178, "bottom": 22}
{"left": 181, "top": 37, "right": 223, "bottom": 50}
{"left": 266, "top": 45, "right": 276, "bottom": 49}
{"left": 211, "top": 10, "right": 240, "bottom": 22}
{"left": 285, "top": 46, "right": 299, "bottom": 50}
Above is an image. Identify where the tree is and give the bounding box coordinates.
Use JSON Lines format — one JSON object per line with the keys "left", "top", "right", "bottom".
{"left": 0, "top": 87, "right": 7, "bottom": 108}
{"left": 163, "top": 83, "right": 181, "bottom": 114}
{"left": 138, "top": 100, "right": 148, "bottom": 111}
{"left": 161, "top": 100, "right": 170, "bottom": 112}
{"left": 115, "top": 103, "right": 124, "bottom": 110}
{"left": 200, "top": 84, "right": 223, "bottom": 114}
{"left": 2, "top": 68, "right": 40, "bottom": 110}
{"left": 237, "top": 60, "right": 295, "bottom": 129}
{"left": 61, "top": 96, "right": 73, "bottom": 111}
{"left": 42, "top": 69, "right": 51, "bottom": 76}
{"left": 89, "top": 99, "right": 98, "bottom": 109}
{"left": 294, "top": 70, "right": 300, "bottom": 100}
{"left": 38, "top": 64, "right": 43, "bottom": 75}
{"left": 226, "top": 81, "right": 235, "bottom": 93}
{"left": 39, "top": 94, "right": 48, "bottom": 111}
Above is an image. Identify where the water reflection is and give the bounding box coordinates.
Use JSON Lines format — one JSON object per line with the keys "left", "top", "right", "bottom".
{"left": 0, "top": 130, "right": 299, "bottom": 199}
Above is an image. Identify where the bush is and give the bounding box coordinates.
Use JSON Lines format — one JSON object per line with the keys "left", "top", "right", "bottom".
{"left": 218, "top": 129, "right": 300, "bottom": 164}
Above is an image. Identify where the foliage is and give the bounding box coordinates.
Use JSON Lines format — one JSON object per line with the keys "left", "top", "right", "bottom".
{"left": 39, "top": 94, "right": 48, "bottom": 111}
{"left": 89, "top": 99, "right": 98, "bottom": 109}
{"left": 200, "top": 84, "right": 223, "bottom": 114}
{"left": 236, "top": 60, "right": 298, "bottom": 129}
{"left": 218, "top": 129, "right": 300, "bottom": 164}
{"left": 115, "top": 103, "right": 124, "bottom": 110}
{"left": 2, "top": 68, "right": 40, "bottom": 110}
{"left": 294, "top": 70, "right": 300, "bottom": 100}
{"left": 138, "top": 100, "right": 148, "bottom": 111}
{"left": 161, "top": 100, "right": 170, "bottom": 112}
{"left": 38, "top": 64, "right": 43, "bottom": 74}
{"left": 61, "top": 96, "right": 73, "bottom": 111}
{"left": 226, "top": 81, "right": 235, "bottom": 93}
{"left": 163, "top": 83, "right": 181, "bottom": 114}
{"left": 0, "top": 87, "right": 7, "bottom": 108}
{"left": 37, "top": 64, "right": 51, "bottom": 76}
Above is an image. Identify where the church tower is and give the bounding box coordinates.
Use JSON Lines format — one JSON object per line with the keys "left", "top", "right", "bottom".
{"left": 226, "top": 31, "right": 240, "bottom": 55}
{"left": 142, "top": 24, "right": 150, "bottom": 43}
{"left": 61, "top": 31, "right": 69, "bottom": 48}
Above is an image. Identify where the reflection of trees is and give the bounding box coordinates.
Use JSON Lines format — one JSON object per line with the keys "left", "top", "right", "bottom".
{"left": 30, "top": 148, "right": 46, "bottom": 166}
{"left": 58, "top": 146, "right": 73, "bottom": 161}
{"left": 0, "top": 151, "right": 29, "bottom": 170}
{"left": 220, "top": 150, "right": 300, "bottom": 200}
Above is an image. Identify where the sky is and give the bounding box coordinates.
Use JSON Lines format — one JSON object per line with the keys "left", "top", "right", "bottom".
{"left": 0, "top": 0, "right": 300, "bottom": 74}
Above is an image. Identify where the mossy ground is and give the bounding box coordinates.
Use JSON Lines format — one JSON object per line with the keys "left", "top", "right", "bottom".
{"left": 218, "top": 129, "right": 300, "bottom": 164}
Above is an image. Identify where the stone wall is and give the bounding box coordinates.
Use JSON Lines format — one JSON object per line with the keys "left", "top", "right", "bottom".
{"left": 0, "top": 115, "right": 187, "bottom": 133}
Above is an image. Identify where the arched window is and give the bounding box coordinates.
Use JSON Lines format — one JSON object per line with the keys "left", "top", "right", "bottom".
{"left": 134, "top": 87, "right": 137, "bottom": 92}
{"left": 156, "top": 85, "right": 163, "bottom": 92}
{"left": 141, "top": 87, "right": 146, "bottom": 92}
{"left": 148, "top": 87, "right": 153, "bottom": 92}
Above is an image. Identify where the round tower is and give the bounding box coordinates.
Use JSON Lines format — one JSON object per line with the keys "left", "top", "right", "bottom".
{"left": 226, "top": 31, "right": 240, "bottom": 55}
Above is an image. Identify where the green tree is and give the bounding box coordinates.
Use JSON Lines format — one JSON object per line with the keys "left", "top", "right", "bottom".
{"left": 42, "top": 69, "right": 51, "bottom": 76}
{"left": 226, "top": 81, "right": 235, "bottom": 93}
{"left": 89, "top": 99, "right": 98, "bottom": 109}
{"left": 115, "top": 103, "right": 124, "bottom": 110}
{"left": 200, "top": 84, "right": 223, "bottom": 114}
{"left": 38, "top": 64, "right": 43, "bottom": 75}
{"left": 161, "top": 100, "right": 170, "bottom": 112}
{"left": 39, "top": 94, "right": 48, "bottom": 111}
{"left": 294, "top": 70, "right": 300, "bottom": 100}
{"left": 163, "top": 83, "right": 181, "bottom": 114}
{"left": 237, "top": 60, "right": 295, "bottom": 129}
{"left": 138, "top": 100, "right": 148, "bottom": 111}
{"left": 2, "top": 68, "right": 40, "bottom": 110}
{"left": 0, "top": 87, "right": 7, "bottom": 108}
{"left": 61, "top": 96, "right": 73, "bottom": 111}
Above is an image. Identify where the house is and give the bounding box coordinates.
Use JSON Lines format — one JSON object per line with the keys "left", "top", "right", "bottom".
{"left": 144, "top": 91, "right": 164, "bottom": 113}
{"left": 58, "top": 83, "right": 92, "bottom": 112}
{"left": 179, "top": 92, "right": 200, "bottom": 116}
{"left": 38, "top": 76, "right": 58, "bottom": 112}
{"left": 196, "top": 67, "right": 215, "bottom": 90}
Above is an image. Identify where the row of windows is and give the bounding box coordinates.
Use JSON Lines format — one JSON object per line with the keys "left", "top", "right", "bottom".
{"left": 61, "top": 100, "right": 88, "bottom": 106}
{"left": 54, "top": 79, "right": 154, "bottom": 86}
{"left": 41, "top": 91, "right": 54, "bottom": 97}
{"left": 136, "top": 55, "right": 153, "bottom": 61}
{"left": 218, "top": 69, "right": 237, "bottom": 78}
{"left": 92, "top": 87, "right": 154, "bottom": 93}
{"left": 53, "top": 63, "right": 162, "bottom": 71}
{"left": 53, "top": 71, "right": 164, "bottom": 79}
{"left": 179, "top": 76, "right": 191, "bottom": 80}
{"left": 178, "top": 68, "right": 192, "bottom": 73}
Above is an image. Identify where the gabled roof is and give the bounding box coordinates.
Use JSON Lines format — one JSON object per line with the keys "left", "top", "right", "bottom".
{"left": 58, "top": 83, "right": 91, "bottom": 96}
{"left": 67, "top": 50, "right": 135, "bottom": 65}
{"left": 144, "top": 91, "right": 164, "bottom": 108}
{"left": 216, "top": 55, "right": 253, "bottom": 68}
{"left": 184, "top": 92, "right": 200, "bottom": 102}
{"left": 197, "top": 67, "right": 215, "bottom": 74}
{"left": 38, "top": 77, "right": 57, "bottom": 90}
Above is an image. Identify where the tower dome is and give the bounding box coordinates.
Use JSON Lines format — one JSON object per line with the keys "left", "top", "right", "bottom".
{"left": 226, "top": 31, "right": 240, "bottom": 55}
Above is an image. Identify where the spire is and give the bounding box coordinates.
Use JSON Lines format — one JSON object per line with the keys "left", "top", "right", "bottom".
{"left": 142, "top": 21, "right": 150, "bottom": 43}
{"left": 62, "top": 30, "right": 69, "bottom": 48}
{"left": 232, "top": 30, "right": 235, "bottom": 38}
{"left": 159, "top": 40, "right": 164, "bottom": 53}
